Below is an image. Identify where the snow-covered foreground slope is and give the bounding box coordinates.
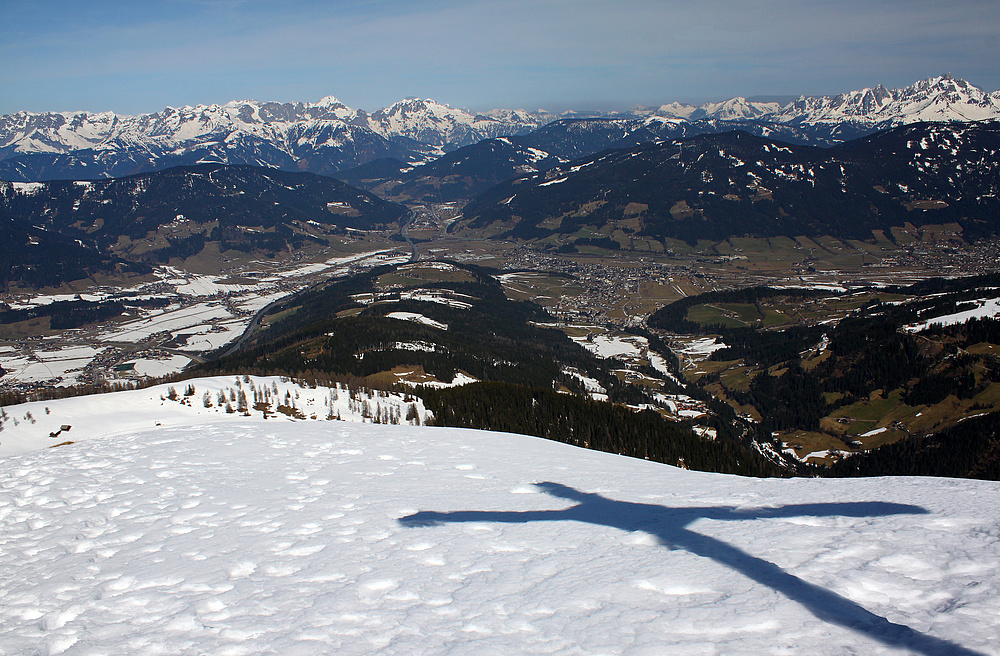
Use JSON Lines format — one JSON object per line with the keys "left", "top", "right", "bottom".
{"left": 2, "top": 409, "right": 999, "bottom": 655}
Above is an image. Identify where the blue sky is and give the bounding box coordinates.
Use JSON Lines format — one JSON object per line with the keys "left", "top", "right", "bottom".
{"left": 2, "top": 0, "right": 998, "bottom": 115}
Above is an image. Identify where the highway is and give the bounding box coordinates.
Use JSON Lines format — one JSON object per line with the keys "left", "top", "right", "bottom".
{"left": 401, "top": 210, "right": 419, "bottom": 262}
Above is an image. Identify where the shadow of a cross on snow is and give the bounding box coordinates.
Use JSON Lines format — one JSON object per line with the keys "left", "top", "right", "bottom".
{"left": 399, "top": 482, "right": 982, "bottom": 656}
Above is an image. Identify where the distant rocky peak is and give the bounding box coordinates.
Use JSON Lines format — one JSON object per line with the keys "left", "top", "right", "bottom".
{"left": 828, "top": 85, "right": 893, "bottom": 115}
{"left": 378, "top": 98, "right": 434, "bottom": 114}
{"left": 902, "top": 75, "right": 991, "bottom": 104}
{"left": 653, "top": 102, "right": 699, "bottom": 120}
{"left": 645, "top": 97, "right": 779, "bottom": 121}
{"left": 313, "top": 95, "right": 347, "bottom": 108}
{"left": 697, "top": 97, "right": 781, "bottom": 120}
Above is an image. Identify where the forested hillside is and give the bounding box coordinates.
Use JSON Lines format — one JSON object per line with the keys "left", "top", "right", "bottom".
{"left": 0, "top": 218, "right": 149, "bottom": 290}
{"left": 0, "top": 164, "right": 406, "bottom": 288}
{"left": 458, "top": 122, "right": 1000, "bottom": 246}
{"left": 648, "top": 275, "right": 1000, "bottom": 479}
{"left": 194, "top": 260, "right": 780, "bottom": 476}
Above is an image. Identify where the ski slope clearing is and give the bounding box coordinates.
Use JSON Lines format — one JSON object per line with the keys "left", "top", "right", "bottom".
{"left": 1, "top": 405, "right": 998, "bottom": 655}
{"left": 904, "top": 297, "right": 1000, "bottom": 332}
{"left": 386, "top": 311, "right": 449, "bottom": 331}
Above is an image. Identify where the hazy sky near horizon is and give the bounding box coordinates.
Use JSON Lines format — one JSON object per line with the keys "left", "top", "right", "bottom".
{"left": 2, "top": 0, "right": 997, "bottom": 115}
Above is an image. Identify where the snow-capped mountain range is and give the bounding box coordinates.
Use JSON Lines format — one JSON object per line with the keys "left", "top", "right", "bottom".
{"left": 0, "top": 96, "right": 553, "bottom": 182}
{"left": 773, "top": 75, "right": 1000, "bottom": 127}
{"left": 644, "top": 74, "right": 1000, "bottom": 126}
{"left": 1, "top": 75, "right": 998, "bottom": 182}
{"left": 647, "top": 97, "right": 784, "bottom": 122}
{"left": 0, "top": 96, "right": 544, "bottom": 161}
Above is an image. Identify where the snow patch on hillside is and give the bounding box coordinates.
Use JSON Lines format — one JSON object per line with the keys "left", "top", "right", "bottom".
{"left": 386, "top": 311, "right": 448, "bottom": 330}
{"left": 905, "top": 297, "right": 1000, "bottom": 332}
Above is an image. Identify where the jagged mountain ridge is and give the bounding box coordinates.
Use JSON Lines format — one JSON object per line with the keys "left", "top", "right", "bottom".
{"left": 0, "top": 96, "right": 544, "bottom": 158}
{"left": 2, "top": 76, "right": 998, "bottom": 183}
{"left": 0, "top": 97, "right": 544, "bottom": 183}
{"left": 639, "top": 75, "right": 1000, "bottom": 127}
{"left": 332, "top": 115, "right": 849, "bottom": 204}
{"left": 529, "top": 75, "right": 1000, "bottom": 152}
{"left": 773, "top": 75, "right": 1000, "bottom": 127}
{"left": 335, "top": 78, "right": 1000, "bottom": 205}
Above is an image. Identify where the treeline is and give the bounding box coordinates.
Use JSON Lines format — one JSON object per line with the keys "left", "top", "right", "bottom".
{"left": 714, "top": 306, "right": 980, "bottom": 425}
{"left": 925, "top": 315, "right": 1000, "bottom": 344}
{"left": 852, "top": 273, "right": 1000, "bottom": 329}
{"left": 647, "top": 277, "right": 1000, "bottom": 481}
{"left": 712, "top": 325, "right": 823, "bottom": 367}
{"left": 729, "top": 309, "right": 997, "bottom": 443}
{"left": 0, "top": 379, "right": 146, "bottom": 407}
{"left": 731, "top": 363, "right": 827, "bottom": 433}
{"left": 885, "top": 272, "right": 1000, "bottom": 296}
{"left": 648, "top": 286, "right": 826, "bottom": 334}
{"left": 650, "top": 274, "right": 1000, "bottom": 339}
{"left": 422, "top": 381, "right": 783, "bottom": 477}
{"left": 209, "top": 224, "right": 329, "bottom": 255}
{"left": 825, "top": 411, "right": 1000, "bottom": 480}
{"left": 648, "top": 286, "right": 828, "bottom": 367}
{"left": 818, "top": 316, "right": 927, "bottom": 401}
{"left": 652, "top": 279, "right": 1000, "bottom": 410}
{"left": 0, "top": 219, "right": 150, "bottom": 290}
{"left": 0, "top": 297, "right": 171, "bottom": 330}
{"left": 206, "top": 313, "right": 582, "bottom": 392}
{"left": 905, "top": 368, "right": 981, "bottom": 407}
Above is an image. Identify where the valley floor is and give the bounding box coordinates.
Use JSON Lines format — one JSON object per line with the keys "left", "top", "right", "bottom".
{"left": 3, "top": 227, "right": 994, "bottom": 393}
{"left": 0, "top": 247, "right": 410, "bottom": 389}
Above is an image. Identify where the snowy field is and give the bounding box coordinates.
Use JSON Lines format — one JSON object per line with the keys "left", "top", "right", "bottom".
{"left": 0, "top": 346, "right": 107, "bottom": 386}
{"left": 673, "top": 336, "right": 728, "bottom": 361}
{"left": 95, "top": 251, "right": 408, "bottom": 352}
{"left": 568, "top": 330, "right": 678, "bottom": 382}
{"left": 1, "top": 391, "right": 998, "bottom": 655}
{"left": 0, "top": 248, "right": 407, "bottom": 386}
